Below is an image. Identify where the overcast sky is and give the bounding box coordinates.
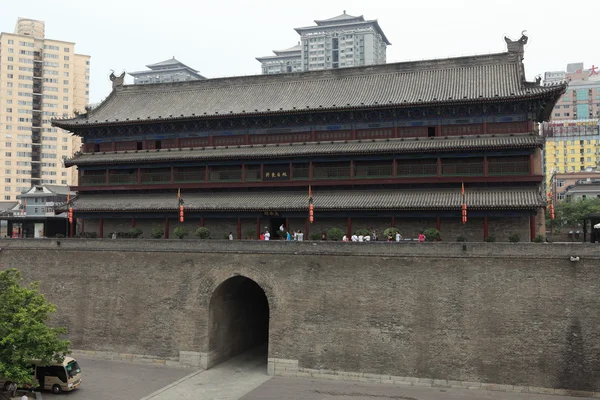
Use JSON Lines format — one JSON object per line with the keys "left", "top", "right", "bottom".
{"left": 1, "top": 0, "right": 596, "bottom": 104}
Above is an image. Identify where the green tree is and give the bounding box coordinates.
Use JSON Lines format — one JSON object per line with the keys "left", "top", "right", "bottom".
{"left": 0, "top": 269, "right": 70, "bottom": 387}
{"left": 549, "top": 198, "right": 600, "bottom": 232}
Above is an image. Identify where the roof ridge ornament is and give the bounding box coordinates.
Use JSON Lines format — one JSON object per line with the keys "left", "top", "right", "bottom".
{"left": 109, "top": 70, "right": 126, "bottom": 90}
{"left": 504, "top": 30, "right": 528, "bottom": 55}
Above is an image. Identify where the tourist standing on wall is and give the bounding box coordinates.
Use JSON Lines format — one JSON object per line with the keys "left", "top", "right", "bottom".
{"left": 396, "top": 232, "right": 402, "bottom": 242}
{"left": 264, "top": 230, "right": 270, "bottom": 241}
{"left": 228, "top": 232, "right": 233, "bottom": 240}
{"left": 418, "top": 232, "right": 426, "bottom": 242}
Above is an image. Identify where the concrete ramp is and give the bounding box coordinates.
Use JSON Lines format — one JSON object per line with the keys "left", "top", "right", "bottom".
{"left": 140, "top": 346, "right": 270, "bottom": 400}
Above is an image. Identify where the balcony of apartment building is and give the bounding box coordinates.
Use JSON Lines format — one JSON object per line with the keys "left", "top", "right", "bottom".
{"left": 75, "top": 155, "right": 535, "bottom": 190}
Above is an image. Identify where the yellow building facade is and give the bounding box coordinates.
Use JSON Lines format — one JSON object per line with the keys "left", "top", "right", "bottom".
{"left": 0, "top": 18, "right": 89, "bottom": 201}
{"left": 542, "top": 119, "right": 600, "bottom": 189}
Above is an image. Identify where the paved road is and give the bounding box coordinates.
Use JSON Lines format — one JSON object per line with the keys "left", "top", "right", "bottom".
{"left": 240, "top": 377, "right": 595, "bottom": 400}
{"left": 55, "top": 357, "right": 192, "bottom": 400}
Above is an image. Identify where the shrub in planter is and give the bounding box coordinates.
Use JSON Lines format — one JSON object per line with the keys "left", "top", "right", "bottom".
{"left": 173, "top": 227, "right": 188, "bottom": 239}
{"left": 195, "top": 227, "right": 210, "bottom": 239}
{"left": 327, "top": 227, "right": 344, "bottom": 241}
{"left": 383, "top": 227, "right": 400, "bottom": 238}
{"left": 484, "top": 235, "right": 496, "bottom": 242}
{"left": 533, "top": 234, "right": 545, "bottom": 243}
{"left": 508, "top": 233, "right": 520, "bottom": 243}
{"left": 456, "top": 236, "right": 466, "bottom": 242}
{"left": 309, "top": 232, "right": 321, "bottom": 241}
{"left": 354, "top": 228, "right": 371, "bottom": 237}
{"left": 129, "top": 228, "right": 143, "bottom": 238}
{"left": 423, "top": 228, "right": 441, "bottom": 242}
{"left": 151, "top": 227, "right": 164, "bottom": 239}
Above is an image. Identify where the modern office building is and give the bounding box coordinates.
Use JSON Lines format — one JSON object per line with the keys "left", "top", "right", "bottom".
{"left": 541, "top": 119, "right": 600, "bottom": 188}
{"left": 549, "top": 170, "right": 600, "bottom": 201}
{"left": 128, "top": 58, "right": 205, "bottom": 84}
{"left": 546, "top": 63, "right": 600, "bottom": 121}
{"left": 55, "top": 34, "right": 565, "bottom": 242}
{"left": 257, "top": 11, "right": 390, "bottom": 74}
{"left": 0, "top": 17, "right": 90, "bottom": 201}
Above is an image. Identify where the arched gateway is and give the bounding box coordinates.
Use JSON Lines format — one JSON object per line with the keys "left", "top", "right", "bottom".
{"left": 206, "top": 276, "right": 270, "bottom": 369}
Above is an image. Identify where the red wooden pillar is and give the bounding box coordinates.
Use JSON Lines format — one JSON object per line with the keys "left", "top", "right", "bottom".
{"left": 69, "top": 217, "right": 74, "bottom": 238}
{"left": 131, "top": 218, "right": 135, "bottom": 227}
{"left": 105, "top": 169, "right": 109, "bottom": 185}
{"left": 482, "top": 121, "right": 488, "bottom": 134}
{"left": 393, "top": 126, "right": 399, "bottom": 138}
{"left": 200, "top": 217, "right": 204, "bottom": 227}
{"left": 256, "top": 217, "right": 260, "bottom": 239}
{"left": 289, "top": 162, "right": 293, "bottom": 180}
{"left": 260, "top": 164, "right": 264, "bottom": 181}
{"left": 311, "top": 128, "right": 316, "bottom": 142}
{"left": 351, "top": 125, "right": 356, "bottom": 140}
{"left": 392, "top": 159, "right": 397, "bottom": 178}
{"left": 170, "top": 166, "right": 175, "bottom": 184}
{"left": 237, "top": 217, "right": 241, "bottom": 240}
{"left": 483, "top": 216, "right": 489, "bottom": 240}
{"left": 436, "top": 216, "right": 441, "bottom": 231}
{"left": 241, "top": 164, "right": 246, "bottom": 182}
{"left": 164, "top": 217, "right": 169, "bottom": 239}
{"left": 529, "top": 153, "right": 534, "bottom": 176}
{"left": 437, "top": 157, "right": 442, "bottom": 177}
{"left": 175, "top": 137, "right": 180, "bottom": 148}
{"left": 527, "top": 120, "right": 533, "bottom": 132}
{"left": 99, "top": 217, "right": 104, "bottom": 238}
{"left": 347, "top": 217, "right": 352, "bottom": 236}
{"left": 483, "top": 155, "right": 488, "bottom": 177}
{"left": 436, "top": 124, "right": 442, "bottom": 137}
{"left": 137, "top": 168, "right": 141, "bottom": 184}
{"left": 305, "top": 218, "right": 310, "bottom": 238}
{"left": 285, "top": 217, "right": 289, "bottom": 232}
{"left": 350, "top": 160, "right": 355, "bottom": 179}
{"left": 529, "top": 215, "right": 536, "bottom": 242}
{"left": 391, "top": 216, "right": 396, "bottom": 228}
{"left": 309, "top": 161, "right": 313, "bottom": 180}
{"left": 204, "top": 166, "right": 209, "bottom": 182}
{"left": 81, "top": 219, "right": 85, "bottom": 234}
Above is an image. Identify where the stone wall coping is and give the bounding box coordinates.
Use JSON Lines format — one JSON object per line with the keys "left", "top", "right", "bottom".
{"left": 0, "top": 238, "right": 598, "bottom": 259}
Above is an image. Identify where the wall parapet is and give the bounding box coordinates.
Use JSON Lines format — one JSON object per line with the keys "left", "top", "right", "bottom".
{"left": 0, "top": 239, "right": 598, "bottom": 260}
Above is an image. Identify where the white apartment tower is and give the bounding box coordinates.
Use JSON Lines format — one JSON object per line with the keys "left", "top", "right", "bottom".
{"left": 0, "top": 18, "right": 89, "bottom": 200}
{"left": 257, "top": 11, "right": 390, "bottom": 74}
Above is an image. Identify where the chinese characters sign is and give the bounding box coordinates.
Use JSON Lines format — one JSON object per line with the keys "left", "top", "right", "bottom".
{"left": 264, "top": 165, "right": 290, "bottom": 181}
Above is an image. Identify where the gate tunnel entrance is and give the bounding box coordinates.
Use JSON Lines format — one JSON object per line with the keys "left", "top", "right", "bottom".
{"left": 207, "top": 276, "right": 270, "bottom": 368}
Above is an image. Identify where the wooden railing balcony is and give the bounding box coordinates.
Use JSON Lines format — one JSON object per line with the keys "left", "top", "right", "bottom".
{"left": 79, "top": 175, "right": 106, "bottom": 186}
{"left": 141, "top": 172, "right": 171, "bottom": 184}
{"left": 396, "top": 164, "right": 438, "bottom": 177}
{"left": 244, "top": 169, "right": 262, "bottom": 182}
{"left": 488, "top": 162, "right": 529, "bottom": 176}
{"left": 174, "top": 170, "right": 205, "bottom": 183}
{"left": 291, "top": 168, "right": 309, "bottom": 180}
{"left": 441, "top": 163, "right": 484, "bottom": 176}
{"left": 313, "top": 166, "right": 351, "bottom": 180}
{"left": 354, "top": 165, "right": 393, "bottom": 179}
{"left": 108, "top": 174, "right": 137, "bottom": 185}
{"left": 208, "top": 170, "right": 242, "bottom": 182}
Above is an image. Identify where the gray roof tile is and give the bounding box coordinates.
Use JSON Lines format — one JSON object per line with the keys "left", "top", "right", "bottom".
{"left": 54, "top": 52, "right": 565, "bottom": 129}
{"left": 68, "top": 188, "right": 544, "bottom": 212}
{"left": 66, "top": 135, "right": 542, "bottom": 166}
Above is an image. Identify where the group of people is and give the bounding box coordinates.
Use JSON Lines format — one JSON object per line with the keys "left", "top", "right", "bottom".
{"left": 342, "top": 230, "right": 426, "bottom": 242}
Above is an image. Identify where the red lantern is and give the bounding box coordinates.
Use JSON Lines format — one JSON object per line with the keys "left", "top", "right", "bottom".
{"left": 550, "top": 204, "right": 555, "bottom": 220}
{"left": 179, "top": 205, "right": 184, "bottom": 223}
{"left": 68, "top": 207, "right": 73, "bottom": 224}
{"left": 461, "top": 203, "right": 467, "bottom": 224}
{"left": 309, "top": 203, "right": 314, "bottom": 223}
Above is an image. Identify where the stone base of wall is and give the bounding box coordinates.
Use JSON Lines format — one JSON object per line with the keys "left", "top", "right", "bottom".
{"left": 72, "top": 349, "right": 192, "bottom": 368}
{"left": 267, "top": 358, "right": 600, "bottom": 398}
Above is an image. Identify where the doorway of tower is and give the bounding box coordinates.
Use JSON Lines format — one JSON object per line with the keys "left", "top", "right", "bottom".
{"left": 269, "top": 217, "right": 286, "bottom": 240}
{"left": 206, "top": 276, "right": 270, "bottom": 369}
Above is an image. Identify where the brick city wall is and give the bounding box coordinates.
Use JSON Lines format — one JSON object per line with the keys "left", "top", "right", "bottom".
{"left": 1, "top": 240, "right": 599, "bottom": 393}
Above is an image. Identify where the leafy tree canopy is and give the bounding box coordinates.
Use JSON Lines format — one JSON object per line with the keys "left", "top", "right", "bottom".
{"left": 0, "top": 269, "right": 70, "bottom": 386}
{"left": 547, "top": 198, "right": 600, "bottom": 231}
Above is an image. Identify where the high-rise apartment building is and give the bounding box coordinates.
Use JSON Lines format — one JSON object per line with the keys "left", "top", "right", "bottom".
{"left": 545, "top": 63, "right": 600, "bottom": 121}
{"left": 542, "top": 119, "right": 600, "bottom": 188}
{"left": 257, "top": 11, "right": 390, "bottom": 74}
{"left": 0, "top": 18, "right": 89, "bottom": 201}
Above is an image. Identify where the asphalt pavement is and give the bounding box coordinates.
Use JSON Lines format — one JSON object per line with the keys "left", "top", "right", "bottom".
{"left": 55, "top": 357, "right": 192, "bottom": 400}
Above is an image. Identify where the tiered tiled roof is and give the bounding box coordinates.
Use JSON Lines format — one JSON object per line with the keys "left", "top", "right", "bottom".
{"left": 66, "top": 188, "right": 544, "bottom": 212}
{"left": 66, "top": 135, "right": 543, "bottom": 166}
{"left": 53, "top": 49, "right": 566, "bottom": 130}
